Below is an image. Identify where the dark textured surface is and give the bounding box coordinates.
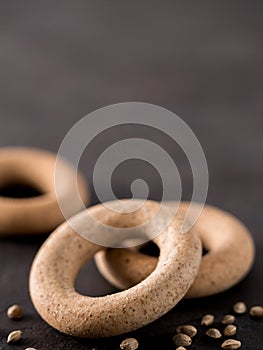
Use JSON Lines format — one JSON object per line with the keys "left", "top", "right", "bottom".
{"left": 0, "top": 1, "right": 262, "bottom": 349}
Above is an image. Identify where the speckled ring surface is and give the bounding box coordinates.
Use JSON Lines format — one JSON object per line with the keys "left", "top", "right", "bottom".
{"left": 95, "top": 202, "right": 255, "bottom": 298}
{"left": 29, "top": 200, "right": 202, "bottom": 338}
{"left": 0, "top": 147, "right": 88, "bottom": 235}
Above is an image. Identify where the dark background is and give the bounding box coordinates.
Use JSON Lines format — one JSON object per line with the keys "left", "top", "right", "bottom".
{"left": 0, "top": 1, "right": 262, "bottom": 349}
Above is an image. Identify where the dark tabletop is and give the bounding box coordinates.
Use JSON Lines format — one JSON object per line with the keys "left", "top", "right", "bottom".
{"left": 0, "top": 1, "right": 262, "bottom": 349}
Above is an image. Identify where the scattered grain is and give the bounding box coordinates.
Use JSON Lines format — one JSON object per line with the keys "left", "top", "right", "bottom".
{"left": 176, "top": 324, "right": 197, "bottom": 337}
{"left": 205, "top": 328, "right": 222, "bottom": 339}
{"left": 249, "top": 305, "right": 263, "bottom": 317}
{"left": 7, "top": 304, "right": 23, "bottom": 319}
{"left": 201, "top": 314, "right": 214, "bottom": 326}
{"left": 233, "top": 301, "right": 247, "bottom": 314}
{"left": 223, "top": 324, "right": 237, "bottom": 336}
{"left": 120, "top": 338, "right": 139, "bottom": 350}
{"left": 173, "top": 333, "right": 192, "bottom": 347}
{"left": 221, "top": 314, "right": 235, "bottom": 325}
{"left": 221, "top": 339, "right": 241, "bottom": 349}
{"left": 7, "top": 330, "right": 22, "bottom": 343}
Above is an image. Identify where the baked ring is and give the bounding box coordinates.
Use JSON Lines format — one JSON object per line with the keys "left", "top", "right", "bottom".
{"left": 29, "top": 200, "right": 202, "bottom": 338}
{"left": 95, "top": 202, "right": 255, "bottom": 298}
{"left": 0, "top": 147, "right": 88, "bottom": 235}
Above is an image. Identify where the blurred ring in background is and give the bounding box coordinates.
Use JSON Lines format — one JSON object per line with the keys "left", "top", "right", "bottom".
{"left": 0, "top": 147, "right": 89, "bottom": 236}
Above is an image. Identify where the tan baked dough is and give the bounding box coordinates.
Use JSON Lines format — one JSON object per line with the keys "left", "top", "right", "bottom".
{"left": 29, "top": 200, "right": 202, "bottom": 337}
{"left": 95, "top": 202, "right": 255, "bottom": 298}
{"left": 0, "top": 147, "right": 88, "bottom": 235}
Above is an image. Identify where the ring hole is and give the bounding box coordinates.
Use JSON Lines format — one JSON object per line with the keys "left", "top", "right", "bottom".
{"left": 139, "top": 241, "right": 160, "bottom": 257}
{"left": 75, "top": 260, "right": 118, "bottom": 297}
{"left": 0, "top": 183, "right": 43, "bottom": 198}
{"left": 202, "top": 247, "right": 209, "bottom": 256}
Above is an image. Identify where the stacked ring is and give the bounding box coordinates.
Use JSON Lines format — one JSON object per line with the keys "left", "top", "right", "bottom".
{"left": 29, "top": 200, "right": 202, "bottom": 337}
{"left": 95, "top": 202, "right": 255, "bottom": 298}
